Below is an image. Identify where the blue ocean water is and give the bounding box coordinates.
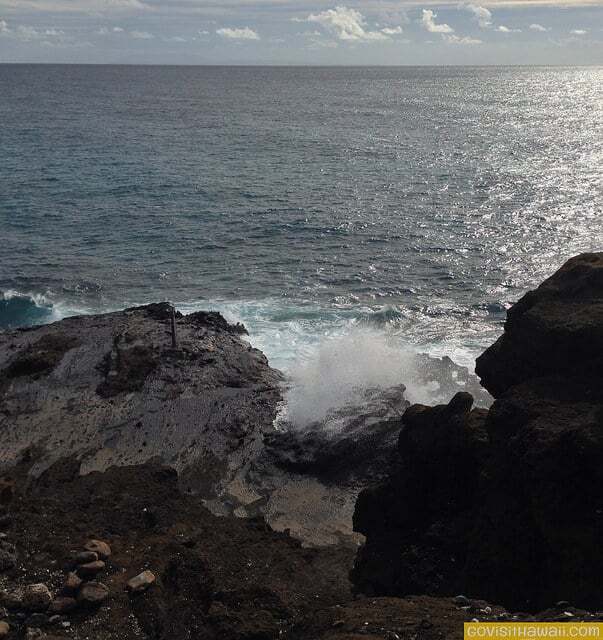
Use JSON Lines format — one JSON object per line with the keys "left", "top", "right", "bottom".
{"left": 1, "top": 65, "right": 601, "bottom": 383}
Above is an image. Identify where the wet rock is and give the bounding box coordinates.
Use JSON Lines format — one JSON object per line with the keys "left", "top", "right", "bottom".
{"left": 22, "top": 584, "right": 52, "bottom": 612}
{"left": 48, "top": 597, "right": 77, "bottom": 614}
{"left": 0, "top": 622, "right": 8, "bottom": 639}
{"left": 83, "top": 540, "right": 111, "bottom": 560}
{"left": 77, "top": 582, "right": 109, "bottom": 607}
{"left": 126, "top": 570, "right": 156, "bottom": 593}
{"left": 76, "top": 560, "right": 106, "bottom": 578}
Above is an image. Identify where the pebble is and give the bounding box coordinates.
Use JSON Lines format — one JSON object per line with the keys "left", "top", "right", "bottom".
{"left": 84, "top": 540, "right": 112, "bottom": 560}
{"left": 23, "top": 584, "right": 52, "bottom": 612}
{"left": 75, "top": 551, "right": 98, "bottom": 565}
{"left": 555, "top": 601, "right": 571, "bottom": 609}
{"left": 25, "top": 629, "right": 45, "bottom": 640}
{"left": 61, "top": 572, "right": 83, "bottom": 594}
{"left": 127, "top": 570, "right": 156, "bottom": 593}
{"left": 26, "top": 613, "right": 49, "bottom": 627}
{"left": 49, "top": 597, "right": 78, "bottom": 614}
{"left": 78, "top": 582, "right": 109, "bottom": 606}
{"left": 77, "top": 560, "right": 106, "bottom": 578}
{"left": 453, "top": 595, "right": 471, "bottom": 607}
{"left": 0, "top": 622, "right": 8, "bottom": 639}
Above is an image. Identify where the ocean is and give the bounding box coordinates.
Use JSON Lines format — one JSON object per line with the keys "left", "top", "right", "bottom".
{"left": 1, "top": 64, "right": 601, "bottom": 412}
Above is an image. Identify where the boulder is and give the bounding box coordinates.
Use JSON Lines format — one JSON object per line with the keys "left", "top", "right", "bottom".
{"left": 0, "top": 622, "right": 8, "bottom": 639}
{"left": 352, "top": 253, "right": 603, "bottom": 611}
{"left": 476, "top": 252, "right": 603, "bottom": 397}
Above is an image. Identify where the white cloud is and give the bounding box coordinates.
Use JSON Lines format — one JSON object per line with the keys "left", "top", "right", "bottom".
{"left": 0, "top": 18, "right": 9, "bottom": 33}
{"left": 381, "top": 25, "right": 403, "bottom": 35}
{"left": 445, "top": 33, "right": 482, "bottom": 44}
{"left": 216, "top": 26, "right": 259, "bottom": 40}
{"left": 421, "top": 9, "right": 453, "bottom": 34}
{"left": 497, "top": 24, "right": 521, "bottom": 32}
{"left": 130, "top": 29, "right": 153, "bottom": 38}
{"left": 113, "top": 26, "right": 124, "bottom": 32}
{"left": 529, "top": 23, "right": 549, "bottom": 32}
{"left": 570, "top": 28, "right": 587, "bottom": 34}
{"left": 304, "top": 6, "right": 388, "bottom": 42}
{"left": 465, "top": 4, "right": 492, "bottom": 28}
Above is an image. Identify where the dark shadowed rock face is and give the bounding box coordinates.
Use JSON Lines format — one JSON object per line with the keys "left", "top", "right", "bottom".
{"left": 476, "top": 252, "right": 603, "bottom": 397}
{"left": 352, "top": 253, "right": 603, "bottom": 611}
{"left": 0, "top": 303, "right": 282, "bottom": 508}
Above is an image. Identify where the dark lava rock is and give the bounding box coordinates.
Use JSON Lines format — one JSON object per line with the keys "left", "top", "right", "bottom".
{"left": 352, "top": 253, "right": 603, "bottom": 612}
{"left": 476, "top": 252, "right": 603, "bottom": 397}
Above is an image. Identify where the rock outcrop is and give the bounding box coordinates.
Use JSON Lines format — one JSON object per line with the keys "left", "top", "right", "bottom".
{"left": 0, "top": 303, "right": 282, "bottom": 508}
{"left": 352, "top": 253, "right": 603, "bottom": 611}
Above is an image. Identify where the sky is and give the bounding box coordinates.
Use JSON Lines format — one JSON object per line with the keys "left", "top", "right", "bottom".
{"left": 0, "top": 0, "right": 601, "bottom": 64}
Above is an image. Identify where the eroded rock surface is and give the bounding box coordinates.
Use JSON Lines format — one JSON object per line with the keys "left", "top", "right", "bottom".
{"left": 0, "top": 303, "right": 282, "bottom": 508}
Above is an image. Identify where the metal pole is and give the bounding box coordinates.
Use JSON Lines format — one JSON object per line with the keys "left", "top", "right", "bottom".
{"left": 170, "top": 304, "right": 177, "bottom": 349}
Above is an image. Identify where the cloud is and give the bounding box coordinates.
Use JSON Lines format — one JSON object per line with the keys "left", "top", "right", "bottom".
{"left": 445, "top": 33, "right": 482, "bottom": 43}
{"left": 130, "top": 29, "right": 153, "bottom": 38}
{"left": 303, "top": 6, "right": 388, "bottom": 42}
{"left": 465, "top": 4, "right": 492, "bottom": 28}
{"left": 570, "top": 28, "right": 587, "bottom": 34}
{"left": 421, "top": 9, "right": 453, "bottom": 33}
{"left": 216, "top": 26, "right": 260, "bottom": 40}
{"left": 529, "top": 23, "right": 549, "bottom": 31}
{"left": 0, "top": 18, "right": 9, "bottom": 33}
{"left": 381, "top": 25, "right": 403, "bottom": 35}
{"left": 497, "top": 24, "right": 521, "bottom": 32}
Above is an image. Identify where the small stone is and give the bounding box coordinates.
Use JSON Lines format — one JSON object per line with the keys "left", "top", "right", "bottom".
{"left": 78, "top": 582, "right": 109, "bottom": 606}
{"left": 556, "top": 601, "right": 571, "bottom": 609}
{"left": 25, "top": 629, "right": 45, "bottom": 640}
{"left": 48, "top": 597, "right": 77, "bottom": 614}
{"left": 75, "top": 551, "right": 98, "bottom": 565}
{"left": 26, "top": 613, "right": 49, "bottom": 627}
{"left": 61, "top": 572, "right": 82, "bottom": 594}
{"left": 0, "top": 591, "right": 23, "bottom": 609}
{"left": 83, "top": 540, "right": 111, "bottom": 560}
{"left": 126, "top": 570, "right": 156, "bottom": 593}
{"left": 0, "top": 622, "right": 8, "bottom": 639}
{"left": 77, "top": 560, "right": 106, "bottom": 578}
{"left": 453, "top": 595, "right": 471, "bottom": 607}
{"left": 23, "top": 584, "right": 52, "bottom": 612}
{"left": 48, "top": 615, "right": 61, "bottom": 625}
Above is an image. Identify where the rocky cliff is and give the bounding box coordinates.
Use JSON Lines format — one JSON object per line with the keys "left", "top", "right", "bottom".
{"left": 352, "top": 252, "right": 603, "bottom": 611}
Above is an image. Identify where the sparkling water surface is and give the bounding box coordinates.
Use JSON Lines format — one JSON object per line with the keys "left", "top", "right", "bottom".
{"left": 1, "top": 65, "right": 601, "bottom": 373}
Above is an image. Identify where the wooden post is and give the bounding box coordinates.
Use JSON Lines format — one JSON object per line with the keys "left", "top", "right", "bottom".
{"left": 170, "top": 304, "right": 177, "bottom": 349}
